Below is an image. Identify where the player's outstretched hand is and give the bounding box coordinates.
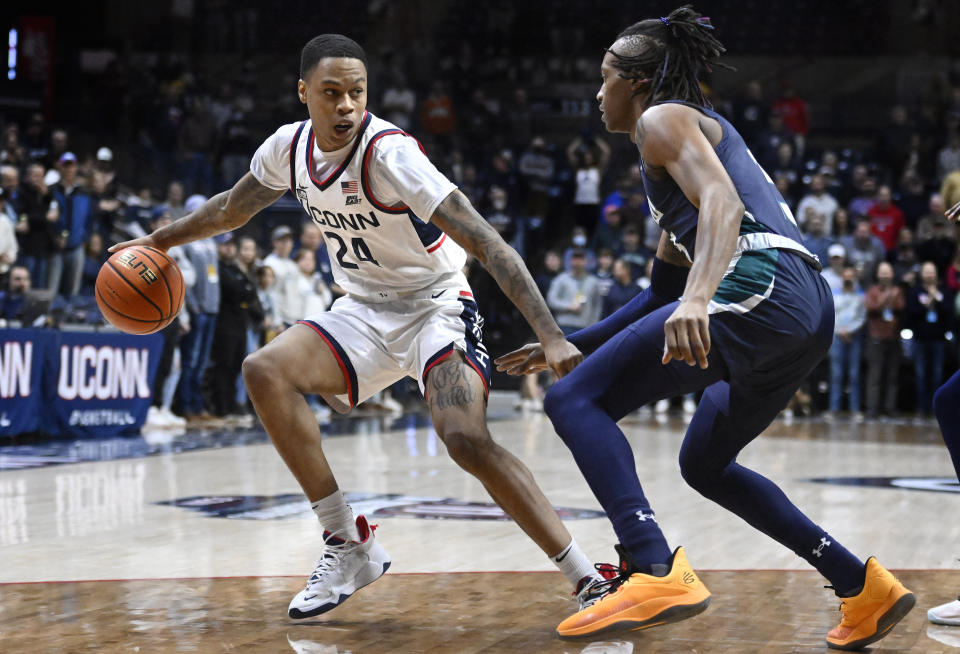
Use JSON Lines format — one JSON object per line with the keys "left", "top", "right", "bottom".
{"left": 108, "top": 234, "right": 163, "bottom": 254}
{"left": 495, "top": 343, "right": 547, "bottom": 376}
{"left": 663, "top": 299, "right": 711, "bottom": 369}
{"left": 542, "top": 338, "right": 584, "bottom": 379}
{"left": 946, "top": 201, "right": 960, "bottom": 223}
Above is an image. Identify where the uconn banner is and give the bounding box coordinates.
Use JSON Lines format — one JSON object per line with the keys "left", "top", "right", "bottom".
{"left": 0, "top": 329, "right": 163, "bottom": 438}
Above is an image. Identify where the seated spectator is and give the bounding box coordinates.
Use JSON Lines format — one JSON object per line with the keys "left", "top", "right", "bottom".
{"left": 485, "top": 186, "right": 521, "bottom": 253}
{"left": 0, "top": 265, "right": 30, "bottom": 320}
{"left": 864, "top": 262, "right": 905, "bottom": 418}
{"left": 829, "top": 267, "right": 866, "bottom": 417}
{"left": 534, "top": 249, "right": 563, "bottom": 299}
{"left": 867, "top": 185, "right": 905, "bottom": 252}
{"left": 906, "top": 261, "right": 953, "bottom": 416}
{"left": 547, "top": 249, "right": 600, "bottom": 336}
{"left": 801, "top": 211, "right": 834, "bottom": 267}
{"left": 916, "top": 192, "right": 947, "bottom": 242}
{"left": 594, "top": 248, "right": 615, "bottom": 299}
{"left": 821, "top": 243, "right": 846, "bottom": 293}
{"left": 797, "top": 174, "right": 839, "bottom": 235}
{"left": 832, "top": 207, "right": 852, "bottom": 239}
{"left": 770, "top": 141, "right": 801, "bottom": 197}
{"left": 602, "top": 258, "right": 641, "bottom": 319}
{"left": 840, "top": 218, "right": 886, "bottom": 287}
{"left": 0, "top": 188, "right": 17, "bottom": 279}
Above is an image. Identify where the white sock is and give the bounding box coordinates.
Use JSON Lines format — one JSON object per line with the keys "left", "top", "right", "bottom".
{"left": 310, "top": 490, "right": 360, "bottom": 541}
{"left": 552, "top": 539, "right": 596, "bottom": 589}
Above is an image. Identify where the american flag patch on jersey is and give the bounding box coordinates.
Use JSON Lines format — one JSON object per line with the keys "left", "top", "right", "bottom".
{"left": 341, "top": 180, "right": 359, "bottom": 194}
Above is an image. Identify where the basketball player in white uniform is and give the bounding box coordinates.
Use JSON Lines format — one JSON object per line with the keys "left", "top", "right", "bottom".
{"left": 112, "top": 34, "right": 609, "bottom": 619}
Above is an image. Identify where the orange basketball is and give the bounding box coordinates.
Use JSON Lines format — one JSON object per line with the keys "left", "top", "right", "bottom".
{"left": 95, "top": 245, "right": 185, "bottom": 335}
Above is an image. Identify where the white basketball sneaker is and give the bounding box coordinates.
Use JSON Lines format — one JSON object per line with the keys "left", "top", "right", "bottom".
{"left": 288, "top": 514, "right": 391, "bottom": 619}
{"left": 928, "top": 597, "right": 960, "bottom": 626}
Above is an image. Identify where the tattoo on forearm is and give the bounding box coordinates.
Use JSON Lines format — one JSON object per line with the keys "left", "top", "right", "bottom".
{"left": 433, "top": 191, "right": 561, "bottom": 341}
{"left": 428, "top": 359, "right": 476, "bottom": 411}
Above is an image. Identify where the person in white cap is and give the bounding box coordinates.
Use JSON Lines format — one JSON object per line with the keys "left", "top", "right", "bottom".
{"left": 821, "top": 242, "right": 846, "bottom": 292}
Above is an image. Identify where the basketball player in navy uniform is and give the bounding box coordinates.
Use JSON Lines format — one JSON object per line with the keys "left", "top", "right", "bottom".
{"left": 927, "top": 199, "right": 960, "bottom": 629}
{"left": 497, "top": 7, "right": 914, "bottom": 649}
{"left": 111, "top": 35, "right": 605, "bottom": 618}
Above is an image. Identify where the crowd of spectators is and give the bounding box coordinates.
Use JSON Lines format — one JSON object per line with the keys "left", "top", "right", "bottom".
{"left": 1, "top": 37, "right": 959, "bottom": 423}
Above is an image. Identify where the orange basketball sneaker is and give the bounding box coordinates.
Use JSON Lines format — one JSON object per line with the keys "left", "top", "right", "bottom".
{"left": 825, "top": 557, "right": 915, "bottom": 651}
{"left": 557, "top": 545, "right": 711, "bottom": 639}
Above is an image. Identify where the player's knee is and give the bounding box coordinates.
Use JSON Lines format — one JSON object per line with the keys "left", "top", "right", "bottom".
{"left": 241, "top": 351, "right": 276, "bottom": 392}
{"left": 543, "top": 377, "right": 580, "bottom": 422}
{"left": 678, "top": 448, "right": 720, "bottom": 495}
{"left": 441, "top": 429, "right": 495, "bottom": 473}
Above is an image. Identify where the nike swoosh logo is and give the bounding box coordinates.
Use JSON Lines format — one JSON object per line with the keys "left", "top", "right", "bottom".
{"left": 554, "top": 549, "right": 570, "bottom": 563}
{"left": 303, "top": 594, "right": 317, "bottom": 601}
{"left": 431, "top": 290, "right": 445, "bottom": 299}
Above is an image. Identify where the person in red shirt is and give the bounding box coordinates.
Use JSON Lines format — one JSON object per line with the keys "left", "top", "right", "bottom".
{"left": 772, "top": 83, "right": 809, "bottom": 137}
{"left": 867, "top": 185, "right": 905, "bottom": 252}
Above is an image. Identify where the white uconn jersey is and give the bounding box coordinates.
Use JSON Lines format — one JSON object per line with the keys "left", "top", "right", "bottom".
{"left": 273, "top": 112, "right": 465, "bottom": 300}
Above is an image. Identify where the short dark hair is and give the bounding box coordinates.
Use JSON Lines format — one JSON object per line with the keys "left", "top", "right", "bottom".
{"left": 300, "top": 34, "right": 367, "bottom": 79}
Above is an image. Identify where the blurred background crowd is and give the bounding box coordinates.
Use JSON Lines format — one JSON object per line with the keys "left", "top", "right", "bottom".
{"left": 1, "top": 0, "right": 959, "bottom": 425}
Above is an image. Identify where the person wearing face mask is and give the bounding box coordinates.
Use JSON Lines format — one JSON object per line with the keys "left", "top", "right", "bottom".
{"left": 828, "top": 267, "right": 866, "bottom": 420}
{"left": 563, "top": 227, "right": 597, "bottom": 272}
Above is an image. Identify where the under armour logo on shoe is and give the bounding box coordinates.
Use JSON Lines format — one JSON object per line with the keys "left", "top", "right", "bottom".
{"left": 813, "top": 537, "right": 831, "bottom": 558}
{"left": 636, "top": 510, "right": 657, "bottom": 522}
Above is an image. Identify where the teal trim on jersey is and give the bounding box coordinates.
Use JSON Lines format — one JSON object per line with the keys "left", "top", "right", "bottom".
{"left": 712, "top": 248, "right": 779, "bottom": 305}
{"left": 738, "top": 214, "right": 770, "bottom": 235}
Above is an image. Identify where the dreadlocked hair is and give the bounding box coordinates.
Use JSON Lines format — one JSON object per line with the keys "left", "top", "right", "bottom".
{"left": 606, "top": 5, "right": 733, "bottom": 109}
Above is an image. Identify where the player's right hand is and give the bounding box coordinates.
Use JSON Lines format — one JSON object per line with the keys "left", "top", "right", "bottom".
{"left": 542, "top": 338, "right": 584, "bottom": 379}
{"left": 947, "top": 201, "right": 960, "bottom": 223}
{"left": 495, "top": 343, "right": 547, "bottom": 376}
{"left": 108, "top": 234, "right": 163, "bottom": 253}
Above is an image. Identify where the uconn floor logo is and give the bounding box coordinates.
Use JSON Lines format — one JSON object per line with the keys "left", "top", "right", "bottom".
{"left": 57, "top": 345, "right": 152, "bottom": 401}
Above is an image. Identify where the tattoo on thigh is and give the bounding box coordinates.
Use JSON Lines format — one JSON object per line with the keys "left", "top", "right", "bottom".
{"left": 429, "top": 359, "right": 476, "bottom": 411}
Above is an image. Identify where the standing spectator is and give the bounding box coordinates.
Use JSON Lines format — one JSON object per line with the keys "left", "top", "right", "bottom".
{"left": 51, "top": 152, "right": 93, "bottom": 296}
{"left": 797, "top": 174, "right": 839, "bottom": 235}
{"left": 256, "top": 265, "right": 280, "bottom": 344}
{"left": 731, "top": 80, "right": 768, "bottom": 148}
{"left": 756, "top": 110, "right": 793, "bottom": 171}
{"left": 772, "top": 82, "right": 809, "bottom": 148}
{"left": 829, "top": 267, "right": 866, "bottom": 418}
{"left": 517, "top": 136, "right": 554, "bottom": 226}
{"left": 297, "top": 221, "right": 339, "bottom": 295}
{"left": 79, "top": 233, "right": 107, "bottom": 296}
{"left": 937, "top": 132, "right": 960, "bottom": 183}
{"left": 821, "top": 244, "right": 846, "bottom": 292}
{"left": 220, "top": 110, "right": 255, "bottom": 186}
{"left": 89, "top": 153, "right": 122, "bottom": 238}
{"left": 942, "top": 170, "right": 960, "bottom": 211}
{"left": 906, "top": 262, "right": 953, "bottom": 416}
{"left": 801, "top": 212, "right": 834, "bottom": 267}
{"left": 594, "top": 248, "right": 616, "bottom": 300}
{"left": 0, "top": 165, "right": 20, "bottom": 211}
{"left": 592, "top": 205, "right": 625, "bottom": 253}
{"left": 264, "top": 225, "right": 300, "bottom": 327}
{"left": 420, "top": 81, "right": 455, "bottom": 147}
{"left": 1, "top": 125, "right": 26, "bottom": 167}
{"left": 547, "top": 249, "right": 600, "bottom": 336}
{"left": 832, "top": 207, "right": 852, "bottom": 239}
{"left": 916, "top": 193, "right": 947, "bottom": 242}
{"left": 841, "top": 218, "right": 886, "bottom": 287}
{"left": 164, "top": 182, "right": 188, "bottom": 220}
{"left": 769, "top": 141, "right": 801, "bottom": 197}
{"left": 15, "top": 162, "right": 59, "bottom": 288}
{"left": 602, "top": 258, "right": 641, "bottom": 319}
{"left": 848, "top": 178, "right": 878, "bottom": 220}
{"left": 0, "top": 188, "right": 18, "bottom": 279}
{"left": 175, "top": 199, "right": 220, "bottom": 423}
{"left": 864, "top": 262, "right": 906, "bottom": 418}
{"left": 209, "top": 232, "right": 262, "bottom": 417}
{"left": 178, "top": 98, "right": 217, "bottom": 196}
{"left": 380, "top": 72, "right": 416, "bottom": 132}
{"left": 293, "top": 248, "right": 333, "bottom": 317}
{"left": 566, "top": 134, "right": 610, "bottom": 234}
{"left": 867, "top": 185, "right": 905, "bottom": 252}
{"left": 888, "top": 228, "right": 921, "bottom": 288}
{"left": 917, "top": 217, "right": 957, "bottom": 276}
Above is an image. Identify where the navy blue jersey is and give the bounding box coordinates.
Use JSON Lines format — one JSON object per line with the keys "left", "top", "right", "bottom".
{"left": 639, "top": 100, "right": 820, "bottom": 315}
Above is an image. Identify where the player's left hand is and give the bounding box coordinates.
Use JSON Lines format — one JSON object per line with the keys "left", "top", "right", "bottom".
{"left": 946, "top": 201, "right": 960, "bottom": 223}
{"left": 663, "top": 299, "right": 711, "bottom": 369}
{"left": 495, "top": 343, "right": 546, "bottom": 376}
